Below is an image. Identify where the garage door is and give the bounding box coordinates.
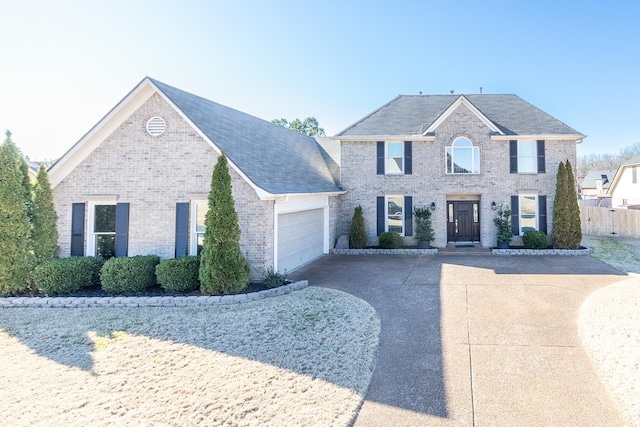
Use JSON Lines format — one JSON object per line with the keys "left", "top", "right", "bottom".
{"left": 277, "top": 208, "right": 324, "bottom": 273}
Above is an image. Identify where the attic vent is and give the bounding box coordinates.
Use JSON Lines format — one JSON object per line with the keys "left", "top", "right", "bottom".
{"left": 146, "top": 116, "right": 166, "bottom": 136}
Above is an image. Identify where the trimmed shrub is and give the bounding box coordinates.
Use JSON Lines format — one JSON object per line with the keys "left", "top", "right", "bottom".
{"left": 263, "top": 267, "right": 286, "bottom": 289}
{"left": 378, "top": 231, "right": 404, "bottom": 249}
{"left": 32, "top": 257, "right": 95, "bottom": 295}
{"left": 84, "top": 256, "right": 106, "bottom": 286}
{"left": 156, "top": 256, "right": 200, "bottom": 293}
{"left": 349, "top": 205, "right": 367, "bottom": 249}
{"left": 414, "top": 207, "right": 435, "bottom": 242}
{"left": 100, "top": 255, "right": 160, "bottom": 294}
{"left": 523, "top": 230, "right": 548, "bottom": 249}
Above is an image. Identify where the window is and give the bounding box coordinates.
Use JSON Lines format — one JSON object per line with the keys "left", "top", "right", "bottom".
{"left": 190, "top": 200, "right": 208, "bottom": 255}
{"left": 519, "top": 194, "right": 537, "bottom": 234}
{"left": 517, "top": 141, "right": 537, "bottom": 173}
{"left": 446, "top": 137, "right": 479, "bottom": 174}
{"left": 386, "top": 195, "right": 404, "bottom": 234}
{"left": 88, "top": 202, "right": 116, "bottom": 258}
{"left": 633, "top": 166, "right": 637, "bottom": 184}
{"left": 386, "top": 142, "right": 404, "bottom": 174}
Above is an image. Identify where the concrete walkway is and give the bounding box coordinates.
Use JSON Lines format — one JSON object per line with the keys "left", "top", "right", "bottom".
{"left": 289, "top": 254, "right": 627, "bottom": 426}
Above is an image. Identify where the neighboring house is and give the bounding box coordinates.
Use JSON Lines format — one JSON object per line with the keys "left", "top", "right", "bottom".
{"left": 607, "top": 154, "right": 640, "bottom": 209}
{"left": 49, "top": 78, "right": 585, "bottom": 275}
{"left": 27, "top": 159, "right": 56, "bottom": 180}
{"left": 333, "top": 94, "right": 585, "bottom": 247}
{"left": 580, "top": 169, "right": 614, "bottom": 199}
{"left": 49, "top": 77, "right": 343, "bottom": 278}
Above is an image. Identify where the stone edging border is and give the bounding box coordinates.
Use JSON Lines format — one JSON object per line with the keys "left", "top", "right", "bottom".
{"left": 331, "top": 247, "right": 593, "bottom": 256}
{"left": 0, "top": 280, "right": 308, "bottom": 308}
{"left": 492, "top": 248, "right": 592, "bottom": 256}
{"left": 331, "top": 248, "right": 439, "bottom": 255}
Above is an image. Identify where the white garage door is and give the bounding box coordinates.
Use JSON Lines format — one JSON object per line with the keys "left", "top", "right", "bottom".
{"left": 277, "top": 208, "right": 325, "bottom": 273}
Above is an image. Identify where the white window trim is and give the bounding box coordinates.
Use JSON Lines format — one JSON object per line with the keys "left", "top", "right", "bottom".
{"left": 189, "top": 198, "right": 208, "bottom": 256}
{"left": 87, "top": 199, "right": 117, "bottom": 256}
{"left": 518, "top": 193, "right": 538, "bottom": 235}
{"left": 517, "top": 140, "right": 537, "bottom": 174}
{"left": 385, "top": 141, "right": 404, "bottom": 175}
{"left": 385, "top": 194, "right": 404, "bottom": 236}
{"left": 445, "top": 137, "right": 480, "bottom": 175}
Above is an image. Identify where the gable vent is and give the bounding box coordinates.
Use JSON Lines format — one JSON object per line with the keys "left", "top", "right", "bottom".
{"left": 146, "top": 116, "right": 166, "bottom": 136}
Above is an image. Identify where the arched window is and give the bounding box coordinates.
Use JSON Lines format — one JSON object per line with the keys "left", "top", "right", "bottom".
{"left": 446, "top": 137, "right": 480, "bottom": 174}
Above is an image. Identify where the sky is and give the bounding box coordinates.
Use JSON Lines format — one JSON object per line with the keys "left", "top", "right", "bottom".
{"left": 1, "top": 0, "right": 639, "bottom": 161}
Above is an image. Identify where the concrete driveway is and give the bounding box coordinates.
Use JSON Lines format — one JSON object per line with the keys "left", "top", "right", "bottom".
{"left": 289, "top": 254, "right": 627, "bottom": 426}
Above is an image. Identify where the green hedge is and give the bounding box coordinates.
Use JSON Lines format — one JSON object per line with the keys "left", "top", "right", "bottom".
{"left": 156, "top": 256, "right": 200, "bottom": 293}
{"left": 32, "top": 257, "right": 103, "bottom": 295}
{"left": 378, "top": 231, "right": 404, "bottom": 249}
{"left": 100, "top": 255, "right": 160, "bottom": 294}
{"left": 523, "top": 230, "right": 548, "bottom": 250}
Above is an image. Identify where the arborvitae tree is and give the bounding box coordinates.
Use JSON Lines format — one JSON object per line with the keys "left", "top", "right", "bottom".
{"left": 19, "top": 155, "right": 33, "bottom": 222}
{"left": 32, "top": 164, "right": 59, "bottom": 265}
{"left": 349, "top": 205, "right": 367, "bottom": 249}
{"left": 0, "top": 131, "right": 34, "bottom": 295}
{"left": 199, "top": 152, "right": 249, "bottom": 295}
{"left": 564, "top": 160, "right": 582, "bottom": 249}
{"left": 551, "top": 161, "right": 568, "bottom": 249}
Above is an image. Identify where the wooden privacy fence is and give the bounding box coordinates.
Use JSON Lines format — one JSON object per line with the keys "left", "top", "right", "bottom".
{"left": 580, "top": 206, "right": 640, "bottom": 238}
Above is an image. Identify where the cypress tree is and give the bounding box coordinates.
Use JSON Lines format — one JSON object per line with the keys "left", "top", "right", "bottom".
{"left": 551, "top": 161, "right": 568, "bottom": 249}
{"left": 0, "top": 131, "right": 34, "bottom": 295}
{"left": 199, "top": 152, "right": 249, "bottom": 295}
{"left": 32, "top": 164, "right": 59, "bottom": 265}
{"left": 564, "top": 160, "right": 582, "bottom": 249}
{"left": 349, "top": 205, "right": 367, "bottom": 249}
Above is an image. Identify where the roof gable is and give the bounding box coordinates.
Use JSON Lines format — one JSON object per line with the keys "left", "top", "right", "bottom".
{"left": 336, "top": 94, "right": 584, "bottom": 139}
{"left": 49, "top": 77, "right": 341, "bottom": 197}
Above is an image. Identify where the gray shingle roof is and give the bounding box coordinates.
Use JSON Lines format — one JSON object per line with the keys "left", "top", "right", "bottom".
{"left": 150, "top": 78, "right": 340, "bottom": 195}
{"left": 580, "top": 170, "right": 616, "bottom": 189}
{"left": 337, "top": 94, "right": 583, "bottom": 137}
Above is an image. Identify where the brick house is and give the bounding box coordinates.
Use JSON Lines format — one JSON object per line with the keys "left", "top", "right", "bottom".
{"left": 333, "top": 94, "right": 585, "bottom": 248}
{"left": 49, "top": 77, "right": 343, "bottom": 279}
{"left": 50, "top": 78, "right": 584, "bottom": 275}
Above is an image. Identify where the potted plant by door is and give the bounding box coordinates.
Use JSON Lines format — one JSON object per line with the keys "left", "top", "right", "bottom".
{"left": 493, "top": 203, "right": 513, "bottom": 249}
{"left": 414, "top": 206, "right": 435, "bottom": 249}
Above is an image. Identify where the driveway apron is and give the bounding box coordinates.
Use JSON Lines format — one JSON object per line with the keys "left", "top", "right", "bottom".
{"left": 289, "top": 254, "right": 627, "bottom": 426}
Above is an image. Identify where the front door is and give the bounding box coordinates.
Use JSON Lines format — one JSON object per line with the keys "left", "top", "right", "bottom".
{"left": 447, "top": 201, "right": 480, "bottom": 242}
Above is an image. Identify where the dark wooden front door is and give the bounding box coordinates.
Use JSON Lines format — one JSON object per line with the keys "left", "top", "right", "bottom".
{"left": 447, "top": 201, "right": 480, "bottom": 242}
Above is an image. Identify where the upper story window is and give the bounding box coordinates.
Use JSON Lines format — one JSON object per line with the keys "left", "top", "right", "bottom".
{"left": 446, "top": 137, "right": 479, "bottom": 174}
{"left": 518, "top": 140, "right": 537, "bottom": 173}
{"left": 377, "top": 141, "right": 412, "bottom": 175}
{"left": 386, "top": 142, "right": 404, "bottom": 174}
{"left": 632, "top": 166, "right": 637, "bottom": 184}
{"left": 510, "top": 140, "right": 545, "bottom": 174}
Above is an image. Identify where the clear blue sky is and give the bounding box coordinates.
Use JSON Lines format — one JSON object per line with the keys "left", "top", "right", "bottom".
{"left": 1, "top": 0, "right": 638, "bottom": 161}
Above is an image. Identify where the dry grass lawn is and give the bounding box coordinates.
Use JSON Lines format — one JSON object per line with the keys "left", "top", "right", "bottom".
{"left": 0, "top": 287, "right": 380, "bottom": 426}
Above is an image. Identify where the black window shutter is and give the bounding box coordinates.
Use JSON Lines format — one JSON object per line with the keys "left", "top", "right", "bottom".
{"left": 404, "top": 141, "right": 412, "bottom": 175}
{"left": 70, "top": 203, "right": 85, "bottom": 256}
{"left": 114, "top": 203, "right": 130, "bottom": 257}
{"left": 376, "top": 197, "right": 385, "bottom": 235}
{"left": 511, "top": 195, "right": 519, "bottom": 235}
{"left": 175, "top": 203, "right": 189, "bottom": 257}
{"left": 537, "top": 140, "right": 546, "bottom": 173}
{"left": 376, "top": 141, "right": 385, "bottom": 175}
{"left": 404, "top": 196, "right": 413, "bottom": 236}
{"left": 538, "top": 196, "right": 547, "bottom": 234}
{"left": 510, "top": 140, "right": 518, "bottom": 173}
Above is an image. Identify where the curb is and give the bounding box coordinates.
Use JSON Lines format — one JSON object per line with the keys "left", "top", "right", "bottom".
{"left": 492, "top": 247, "right": 592, "bottom": 256}
{"left": 0, "top": 280, "right": 308, "bottom": 308}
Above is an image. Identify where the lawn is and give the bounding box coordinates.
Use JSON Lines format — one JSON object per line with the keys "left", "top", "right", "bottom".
{"left": 579, "top": 235, "right": 640, "bottom": 426}
{"left": 0, "top": 287, "right": 380, "bottom": 426}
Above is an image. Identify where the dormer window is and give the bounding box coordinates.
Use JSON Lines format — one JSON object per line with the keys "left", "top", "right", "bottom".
{"left": 446, "top": 137, "right": 479, "bottom": 174}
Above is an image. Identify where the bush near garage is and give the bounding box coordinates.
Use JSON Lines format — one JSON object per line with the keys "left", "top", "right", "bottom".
{"left": 263, "top": 267, "right": 287, "bottom": 289}
{"left": 156, "top": 256, "right": 200, "bottom": 293}
{"left": 32, "top": 257, "right": 103, "bottom": 295}
{"left": 378, "top": 231, "right": 404, "bottom": 249}
{"left": 101, "top": 255, "right": 160, "bottom": 294}
{"left": 523, "top": 230, "right": 548, "bottom": 249}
